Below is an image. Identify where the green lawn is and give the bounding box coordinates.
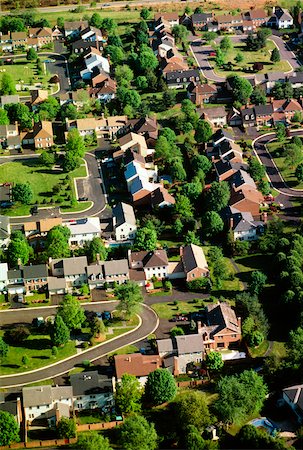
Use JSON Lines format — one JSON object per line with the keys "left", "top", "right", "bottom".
{"left": 0, "top": 159, "right": 88, "bottom": 216}
{"left": 151, "top": 300, "right": 206, "bottom": 320}
{"left": 249, "top": 339, "right": 270, "bottom": 358}
{"left": 267, "top": 140, "right": 303, "bottom": 189}
{"left": 212, "top": 40, "right": 291, "bottom": 77}
{"left": 108, "top": 344, "right": 138, "bottom": 356}
{"left": 1, "top": 59, "right": 54, "bottom": 92}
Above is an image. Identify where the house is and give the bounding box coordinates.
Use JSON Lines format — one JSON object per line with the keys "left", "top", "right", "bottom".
{"left": 0, "top": 94, "right": 20, "bottom": 107}
{"left": 80, "top": 26, "right": 103, "bottom": 42}
{"left": 264, "top": 72, "right": 285, "bottom": 94}
{"left": 66, "top": 116, "right": 127, "bottom": 139}
{"left": 30, "top": 89, "right": 48, "bottom": 106}
{"left": 0, "top": 123, "right": 21, "bottom": 150}
{"left": 0, "top": 263, "right": 8, "bottom": 291}
{"left": 216, "top": 14, "right": 243, "bottom": 31}
{"left": 283, "top": 384, "right": 303, "bottom": 422}
{"left": 11, "top": 31, "right": 28, "bottom": 48}
{"left": 70, "top": 371, "right": 114, "bottom": 412}
{"left": 228, "top": 107, "right": 242, "bottom": 127}
{"left": 288, "top": 71, "right": 303, "bottom": 89}
{"left": 71, "top": 39, "right": 98, "bottom": 54}
{"left": 254, "top": 104, "right": 274, "bottom": 127}
{"left": 49, "top": 256, "right": 88, "bottom": 291}
{"left": 64, "top": 217, "right": 101, "bottom": 247}
{"left": 23, "top": 264, "right": 48, "bottom": 293}
{"left": 0, "top": 394, "right": 22, "bottom": 426}
{"left": 197, "top": 302, "right": 242, "bottom": 350}
{"left": 52, "top": 25, "right": 64, "bottom": 40}
{"left": 7, "top": 268, "right": 24, "bottom": 295}
{"left": 129, "top": 249, "right": 169, "bottom": 281}
{"left": 225, "top": 206, "right": 265, "bottom": 241}
{"left": 126, "top": 117, "right": 158, "bottom": 141}
{"left": 88, "top": 78, "right": 117, "bottom": 103}
{"left": 114, "top": 353, "right": 162, "bottom": 385}
{"left": 214, "top": 160, "right": 247, "bottom": 182}
{"left": 201, "top": 106, "right": 227, "bottom": 127}
{"left": 188, "top": 82, "right": 217, "bottom": 106}
{"left": 191, "top": 13, "right": 213, "bottom": 30}
{"left": 154, "top": 12, "right": 180, "bottom": 28}
{"left": 0, "top": 215, "right": 10, "bottom": 247}
{"left": 157, "top": 334, "right": 204, "bottom": 375}
{"left": 40, "top": 218, "right": 62, "bottom": 235}
{"left": 149, "top": 186, "right": 175, "bottom": 208}
{"left": 0, "top": 32, "right": 12, "bottom": 52}
{"left": 23, "top": 385, "right": 73, "bottom": 427}
{"left": 86, "top": 259, "right": 129, "bottom": 289}
{"left": 268, "top": 7, "right": 293, "bottom": 29}
{"left": 119, "top": 132, "right": 149, "bottom": 157}
{"left": 243, "top": 8, "right": 268, "bottom": 28}
{"left": 212, "top": 129, "right": 234, "bottom": 147}
{"left": 230, "top": 169, "right": 256, "bottom": 192}
{"left": 181, "top": 244, "right": 209, "bottom": 281}
{"left": 272, "top": 98, "right": 303, "bottom": 122}
{"left": 166, "top": 69, "right": 200, "bottom": 89}
{"left": 214, "top": 140, "right": 243, "bottom": 163}
{"left": 80, "top": 49, "right": 110, "bottom": 80}
{"left": 64, "top": 20, "right": 89, "bottom": 38}
{"left": 47, "top": 277, "right": 67, "bottom": 296}
{"left": 241, "top": 107, "right": 256, "bottom": 127}
{"left": 229, "top": 186, "right": 263, "bottom": 217}
{"left": 22, "top": 121, "right": 53, "bottom": 149}
{"left": 112, "top": 202, "right": 137, "bottom": 242}
{"left": 28, "top": 27, "right": 53, "bottom": 47}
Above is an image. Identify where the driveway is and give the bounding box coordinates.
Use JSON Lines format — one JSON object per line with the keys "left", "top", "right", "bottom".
{"left": 190, "top": 34, "right": 299, "bottom": 82}
{"left": 253, "top": 130, "right": 303, "bottom": 197}
{"left": 0, "top": 303, "right": 158, "bottom": 388}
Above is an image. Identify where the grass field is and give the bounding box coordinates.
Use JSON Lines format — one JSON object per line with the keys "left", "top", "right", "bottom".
{"left": 213, "top": 40, "right": 291, "bottom": 77}
{"left": 0, "top": 59, "right": 53, "bottom": 92}
{"left": 267, "top": 140, "right": 303, "bottom": 189}
{"left": 151, "top": 299, "right": 206, "bottom": 320}
{"left": 0, "top": 158, "right": 87, "bottom": 216}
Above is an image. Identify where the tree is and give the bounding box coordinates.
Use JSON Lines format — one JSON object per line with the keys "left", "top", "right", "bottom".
{"left": 63, "top": 151, "right": 80, "bottom": 172}
{"left": 195, "top": 119, "right": 212, "bottom": 143}
{"left": 170, "top": 326, "right": 185, "bottom": 337}
{"left": 133, "top": 226, "right": 157, "bottom": 251}
{"left": 248, "top": 157, "right": 266, "bottom": 182}
{"left": 56, "top": 417, "right": 76, "bottom": 439}
{"left": 27, "top": 47, "right": 37, "bottom": 60}
{"left": 5, "top": 103, "right": 32, "bottom": 130}
{"left": 0, "top": 337, "right": 8, "bottom": 360}
{"left": 77, "top": 432, "right": 113, "bottom": 450}
{"left": 0, "top": 108, "right": 9, "bottom": 125}
{"left": 119, "top": 414, "right": 158, "bottom": 450}
{"left": 176, "top": 391, "right": 211, "bottom": 431}
{"left": 271, "top": 47, "right": 281, "bottom": 63}
{"left": 220, "top": 36, "right": 232, "bottom": 52}
{"left": 185, "top": 425, "right": 217, "bottom": 450}
{"left": 215, "top": 48, "right": 225, "bottom": 68}
{"left": 235, "top": 52, "right": 244, "bottom": 64}
{"left": 182, "top": 179, "right": 203, "bottom": 202}
{"left": 22, "top": 355, "right": 29, "bottom": 366}
{"left": 284, "top": 143, "right": 302, "bottom": 169}
{"left": 249, "top": 271, "right": 267, "bottom": 296}
{"left": 135, "top": 75, "right": 148, "bottom": 90}
{"left": 115, "top": 64, "right": 134, "bottom": 86}
{"left": 203, "top": 211, "right": 224, "bottom": 238}
{"left": 174, "top": 194, "right": 194, "bottom": 220}
{"left": 0, "top": 410, "right": 20, "bottom": 446}
{"left": 172, "top": 24, "right": 189, "bottom": 45}
{"left": 65, "top": 128, "right": 85, "bottom": 158}
{"left": 87, "top": 237, "right": 107, "bottom": 262}
{"left": 227, "top": 75, "right": 253, "bottom": 105}
{"left": 105, "top": 45, "right": 124, "bottom": 65}
{"left": 286, "top": 326, "right": 303, "bottom": 367}
{"left": 205, "top": 181, "right": 230, "bottom": 212}
{"left": 51, "top": 315, "right": 70, "bottom": 347}
{"left": 115, "top": 281, "right": 143, "bottom": 319}
{"left": 46, "top": 225, "right": 70, "bottom": 258}
{"left": 0, "top": 73, "right": 16, "bottom": 95}
{"left": 187, "top": 277, "right": 211, "bottom": 293}
{"left": 140, "top": 7, "right": 150, "bottom": 20}
{"left": 57, "top": 295, "right": 85, "bottom": 330}
{"left": 100, "top": 18, "right": 117, "bottom": 35}
{"left": 39, "top": 150, "right": 55, "bottom": 167}
{"left": 205, "top": 351, "right": 224, "bottom": 371}
{"left": 145, "top": 368, "right": 177, "bottom": 405}
{"left": 38, "top": 97, "right": 60, "bottom": 121}
{"left": 5, "top": 325, "right": 30, "bottom": 344}
{"left": 7, "top": 231, "right": 31, "bottom": 267}
{"left": 115, "top": 373, "right": 143, "bottom": 413}
{"left": 215, "top": 370, "right": 267, "bottom": 424}
{"left": 192, "top": 154, "right": 212, "bottom": 174}
{"left": 296, "top": 162, "right": 303, "bottom": 181}
{"left": 12, "top": 183, "right": 33, "bottom": 205}
{"left": 251, "top": 86, "right": 266, "bottom": 105}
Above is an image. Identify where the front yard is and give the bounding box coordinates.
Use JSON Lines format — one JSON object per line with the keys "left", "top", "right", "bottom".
{"left": 212, "top": 40, "right": 291, "bottom": 77}
{"left": 151, "top": 299, "right": 206, "bottom": 320}
{"left": 1, "top": 59, "right": 54, "bottom": 93}
{"left": 267, "top": 140, "right": 303, "bottom": 189}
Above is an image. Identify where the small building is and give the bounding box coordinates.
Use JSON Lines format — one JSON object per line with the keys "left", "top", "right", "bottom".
{"left": 166, "top": 69, "right": 200, "bottom": 89}
{"left": 30, "top": 89, "right": 48, "bottom": 106}
{"left": 70, "top": 371, "right": 114, "bottom": 412}
{"left": 283, "top": 384, "right": 303, "bottom": 422}
{"left": 181, "top": 244, "right": 209, "bottom": 281}
{"left": 65, "top": 217, "right": 101, "bottom": 247}
{"left": 201, "top": 106, "right": 227, "bottom": 127}
{"left": 114, "top": 353, "right": 162, "bottom": 385}
{"left": 0, "top": 215, "right": 10, "bottom": 247}
{"left": 112, "top": 202, "right": 137, "bottom": 242}
{"left": 0, "top": 395, "right": 22, "bottom": 426}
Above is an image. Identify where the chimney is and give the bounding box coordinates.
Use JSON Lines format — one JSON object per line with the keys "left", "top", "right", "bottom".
{"left": 197, "top": 321, "right": 202, "bottom": 333}
{"left": 179, "top": 246, "right": 183, "bottom": 257}
{"left": 48, "top": 257, "right": 52, "bottom": 265}
{"left": 229, "top": 217, "right": 234, "bottom": 229}
{"left": 17, "top": 258, "right": 22, "bottom": 268}
{"left": 96, "top": 253, "right": 100, "bottom": 263}
{"left": 16, "top": 398, "right": 22, "bottom": 425}
{"left": 237, "top": 316, "right": 241, "bottom": 331}
{"left": 262, "top": 212, "right": 268, "bottom": 224}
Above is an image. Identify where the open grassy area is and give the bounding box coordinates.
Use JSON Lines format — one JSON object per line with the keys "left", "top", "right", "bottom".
{"left": 267, "top": 140, "right": 303, "bottom": 189}
{"left": 151, "top": 299, "right": 206, "bottom": 320}
{"left": 249, "top": 339, "right": 270, "bottom": 358}
{"left": 108, "top": 344, "right": 138, "bottom": 357}
{"left": 0, "top": 59, "right": 53, "bottom": 92}
{"left": 0, "top": 158, "right": 88, "bottom": 216}
{"left": 212, "top": 40, "right": 291, "bottom": 77}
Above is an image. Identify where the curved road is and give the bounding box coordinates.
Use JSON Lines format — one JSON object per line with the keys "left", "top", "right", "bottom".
{"left": 253, "top": 130, "right": 303, "bottom": 197}
{"left": 0, "top": 303, "right": 158, "bottom": 388}
{"left": 190, "top": 34, "right": 300, "bottom": 83}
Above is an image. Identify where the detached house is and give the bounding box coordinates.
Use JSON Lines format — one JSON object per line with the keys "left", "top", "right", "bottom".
{"left": 112, "top": 202, "right": 137, "bottom": 242}
{"left": 0, "top": 123, "right": 20, "bottom": 150}
{"left": 22, "top": 121, "right": 54, "bottom": 149}
{"left": 114, "top": 353, "right": 162, "bottom": 385}
{"left": 188, "top": 82, "right": 217, "bottom": 105}
{"left": 201, "top": 106, "right": 227, "bottom": 127}
{"left": 268, "top": 7, "right": 293, "bottom": 29}
{"left": 64, "top": 20, "right": 89, "bottom": 38}
{"left": 23, "top": 264, "right": 48, "bottom": 293}
{"left": 129, "top": 249, "right": 169, "bottom": 281}
{"left": 181, "top": 244, "right": 209, "bottom": 281}
{"left": 283, "top": 384, "right": 303, "bottom": 422}
{"left": 166, "top": 69, "right": 200, "bottom": 89}
{"left": 216, "top": 14, "right": 243, "bottom": 31}
{"left": 191, "top": 13, "right": 213, "bottom": 30}
{"left": 224, "top": 206, "right": 265, "bottom": 241}
{"left": 28, "top": 27, "right": 53, "bottom": 47}
{"left": 80, "top": 26, "right": 103, "bottom": 42}
{"left": 64, "top": 217, "right": 101, "bottom": 247}
{"left": 230, "top": 186, "right": 263, "bottom": 217}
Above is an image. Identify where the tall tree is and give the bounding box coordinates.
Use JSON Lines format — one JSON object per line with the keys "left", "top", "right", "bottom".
{"left": 205, "top": 181, "right": 230, "bottom": 212}
{"left": 7, "top": 231, "right": 31, "bottom": 268}
{"left": 205, "top": 351, "right": 224, "bottom": 371}
{"left": 0, "top": 73, "right": 16, "bottom": 95}
{"left": 145, "top": 368, "right": 177, "bottom": 405}
{"left": 87, "top": 237, "right": 107, "bottom": 262}
{"left": 56, "top": 417, "right": 76, "bottom": 438}
{"left": 65, "top": 128, "right": 85, "bottom": 158}
{"left": 203, "top": 211, "right": 224, "bottom": 237}
{"left": 195, "top": 120, "right": 212, "bottom": 143}
{"left": 12, "top": 183, "right": 33, "bottom": 205}
{"left": 172, "top": 24, "right": 189, "bottom": 44}
{"left": 249, "top": 271, "right": 267, "bottom": 296}
{"left": 220, "top": 36, "right": 232, "bottom": 52}
{"left": 271, "top": 47, "right": 281, "bottom": 63}
{"left": 51, "top": 315, "right": 70, "bottom": 347}
{"left": 227, "top": 75, "right": 253, "bottom": 105}
{"left": 115, "top": 374, "right": 143, "bottom": 413}
{"left": 119, "top": 415, "right": 158, "bottom": 450}
{"left": 57, "top": 295, "right": 86, "bottom": 330}
{"left": 5, "top": 103, "right": 32, "bottom": 130}
{"left": 0, "top": 337, "right": 8, "bottom": 360}
{"left": 115, "top": 281, "right": 143, "bottom": 319}
{"left": 0, "top": 108, "right": 9, "bottom": 125}
{"left": 133, "top": 226, "right": 157, "bottom": 251}
{"left": 46, "top": 225, "right": 70, "bottom": 258}
{"left": 0, "top": 411, "right": 20, "bottom": 446}
{"left": 176, "top": 391, "right": 211, "bottom": 431}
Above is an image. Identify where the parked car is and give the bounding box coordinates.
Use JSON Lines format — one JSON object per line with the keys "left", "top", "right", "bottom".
{"left": 0, "top": 201, "right": 14, "bottom": 208}
{"left": 209, "top": 51, "right": 216, "bottom": 56}
{"left": 78, "top": 197, "right": 88, "bottom": 202}
{"left": 102, "top": 311, "right": 112, "bottom": 320}
{"left": 31, "top": 205, "right": 38, "bottom": 215}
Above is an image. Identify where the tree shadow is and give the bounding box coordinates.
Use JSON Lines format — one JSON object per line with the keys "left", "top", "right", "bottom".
{"left": 32, "top": 355, "right": 50, "bottom": 360}
{"left": 1, "top": 364, "right": 20, "bottom": 369}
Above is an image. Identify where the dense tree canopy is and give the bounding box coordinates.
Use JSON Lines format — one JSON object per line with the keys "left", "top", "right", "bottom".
{"left": 115, "top": 373, "right": 143, "bottom": 413}
{"left": 115, "top": 281, "right": 143, "bottom": 319}
{"left": 133, "top": 226, "right": 157, "bottom": 251}
{"left": 176, "top": 391, "right": 211, "bottom": 431}
{"left": 145, "top": 368, "right": 177, "bottom": 405}
{"left": 77, "top": 432, "right": 113, "bottom": 450}
{"left": 57, "top": 295, "right": 86, "bottom": 330}
{"left": 12, "top": 183, "right": 33, "bottom": 205}
{"left": 7, "top": 230, "right": 32, "bottom": 268}
{"left": 119, "top": 415, "right": 158, "bottom": 450}
{"left": 0, "top": 411, "right": 20, "bottom": 446}
{"left": 46, "top": 225, "right": 70, "bottom": 258}
{"left": 205, "top": 181, "right": 230, "bottom": 212}
{"left": 51, "top": 315, "right": 70, "bottom": 347}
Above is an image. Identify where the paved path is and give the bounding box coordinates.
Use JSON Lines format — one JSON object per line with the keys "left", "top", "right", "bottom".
{"left": 252, "top": 130, "right": 303, "bottom": 197}
{"left": 0, "top": 303, "right": 158, "bottom": 388}
{"left": 190, "top": 34, "right": 300, "bottom": 83}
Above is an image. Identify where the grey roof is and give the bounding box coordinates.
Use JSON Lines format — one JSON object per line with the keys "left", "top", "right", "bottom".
{"left": 104, "top": 259, "right": 129, "bottom": 276}
{"left": 86, "top": 264, "right": 104, "bottom": 276}
{"left": 23, "top": 264, "right": 48, "bottom": 280}
{"left": 52, "top": 256, "right": 88, "bottom": 276}
{"left": 182, "top": 244, "right": 208, "bottom": 273}
{"left": 289, "top": 71, "right": 303, "bottom": 83}
{"left": 23, "top": 385, "right": 73, "bottom": 408}
{"left": 274, "top": 7, "right": 292, "bottom": 21}
{"left": 166, "top": 69, "right": 200, "bottom": 82}
{"left": 283, "top": 385, "right": 303, "bottom": 412}
{"left": 0, "top": 215, "right": 10, "bottom": 240}
{"left": 192, "top": 13, "right": 212, "bottom": 22}
{"left": 70, "top": 371, "right": 112, "bottom": 396}
{"left": 206, "top": 302, "right": 240, "bottom": 335}
{"left": 112, "top": 202, "right": 136, "bottom": 228}
{"left": 64, "top": 20, "right": 89, "bottom": 31}
{"left": 175, "top": 334, "right": 204, "bottom": 354}
{"left": 203, "top": 106, "right": 226, "bottom": 118}
{"left": 7, "top": 269, "right": 22, "bottom": 280}
{"left": 266, "top": 72, "right": 285, "bottom": 82}
{"left": 47, "top": 276, "right": 66, "bottom": 290}
{"left": 0, "top": 95, "right": 20, "bottom": 105}
{"left": 230, "top": 170, "right": 256, "bottom": 190}
{"left": 213, "top": 128, "right": 234, "bottom": 143}
{"left": 254, "top": 104, "right": 273, "bottom": 116}
{"left": 0, "top": 400, "right": 18, "bottom": 416}
{"left": 157, "top": 338, "right": 174, "bottom": 354}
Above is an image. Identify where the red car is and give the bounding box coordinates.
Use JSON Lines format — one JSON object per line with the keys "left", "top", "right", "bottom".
{"left": 209, "top": 51, "right": 216, "bottom": 57}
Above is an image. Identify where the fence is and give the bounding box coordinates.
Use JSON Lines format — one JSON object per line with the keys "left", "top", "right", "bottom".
{"left": 0, "top": 438, "right": 77, "bottom": 449}
{"left": 176, "top": 379, "right": 209, "bottom": 388}
{"left": 76, "top": 420, "right": 122, "bottom": 432}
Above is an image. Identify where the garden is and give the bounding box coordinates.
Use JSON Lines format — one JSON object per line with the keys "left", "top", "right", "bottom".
{"left": 267, "top": 139, "right": 303, "bottom": 189}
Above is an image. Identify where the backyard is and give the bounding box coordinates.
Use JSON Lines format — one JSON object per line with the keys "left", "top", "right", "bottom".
{"left": 0, "top": 158, "right": 90, "bottom": 216}
{"left": 212, "top": 40, "right": 291, "bottom": 77}
{"left": 267, "top": 140, "right": 303, "bottom": 189}
{"left": 151, "top": 299, "right": 207, "bottom": 320}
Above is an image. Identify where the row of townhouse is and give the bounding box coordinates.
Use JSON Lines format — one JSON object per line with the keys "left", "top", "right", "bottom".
{"left": 0, "top": 243, "right": 210, "bottom": 295}
{"left": 0, "top": 371, "right": 114, "bottom": 429}
{"left": 0, "top": 27, "right": 55, "bottom": 51}
{"left": 210, "top": 129, "right": 266, "bottom": 240}
{"left": 65, "top": 114, "right": 127, "bottom": 139}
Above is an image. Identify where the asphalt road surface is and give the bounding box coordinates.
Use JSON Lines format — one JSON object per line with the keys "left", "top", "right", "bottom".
{"left": 253, "top": 130, "right": 303, "bottom": 197}
{"left": 0, "top": 303, "right": 158, "bottom": 387}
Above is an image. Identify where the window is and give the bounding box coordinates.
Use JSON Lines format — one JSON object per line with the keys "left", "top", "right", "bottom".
{"left": 192, "top": 273, "right": 195, "bottom": 278}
